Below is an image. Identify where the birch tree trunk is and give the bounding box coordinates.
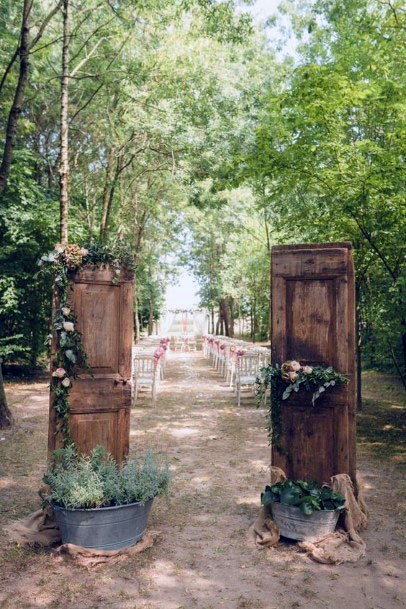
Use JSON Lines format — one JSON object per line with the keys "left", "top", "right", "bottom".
{"left": 59, "top": 0, "right": 70, "bottom": 244}
{"left": 0, "top": 0, "right": 31, "bottom": 199}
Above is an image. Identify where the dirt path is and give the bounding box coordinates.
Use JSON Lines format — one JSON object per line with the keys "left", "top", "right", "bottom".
{"left": 0, "top": 351, "right": 405, "bottom": 609}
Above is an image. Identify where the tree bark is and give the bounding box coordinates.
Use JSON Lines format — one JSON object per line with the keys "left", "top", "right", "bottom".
{"left": 0, "top": 362, "right": 14, "bottom": 428}
{"left": 148, "top": 298, "right": 154, "bottom": 336}
{"left": 228, "top": 297, "right": 234, "bottom": 337}
{"left": 59, "top": 0, "right": 70, "bottom": 244}
{"left": 134, "top": 299, "right": 140, "bottom": 342}
{"left": 100, "top": 147, "right": 116, "bottom": 242}
{"left": 355, "top": 281, "right": 363, "bottom": 410}
{"left": 0, "top": 0, "right": 31, "bottom": 199}
{"left": 220, "top": 298, "right": 230, "bottom": 337}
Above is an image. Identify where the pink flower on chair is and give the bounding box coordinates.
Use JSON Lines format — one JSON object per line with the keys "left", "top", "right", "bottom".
{"left": 237, "top": 349, "right": 245, "bottom": 357}
{"left": 153, "top": 348, "right": 164, "bottom": 360}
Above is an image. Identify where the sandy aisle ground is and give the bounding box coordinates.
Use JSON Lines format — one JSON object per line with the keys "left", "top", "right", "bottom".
{"left": 0, "top": 350, "right": 404, "bottom": 609}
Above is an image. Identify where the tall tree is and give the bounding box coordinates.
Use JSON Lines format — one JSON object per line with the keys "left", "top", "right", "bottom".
{"left": 59, "top": 0, "right": 70, "bottom": 243}
{"left": 0, "top": 0, "right": 63, "bottom": 199}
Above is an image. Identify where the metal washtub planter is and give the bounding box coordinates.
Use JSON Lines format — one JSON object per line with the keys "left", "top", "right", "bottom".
{"left": 271, "top": 502, "right": 341, "bottom": 541}
{"left": 53, "top": 498, "right": 154, "bottom": 550}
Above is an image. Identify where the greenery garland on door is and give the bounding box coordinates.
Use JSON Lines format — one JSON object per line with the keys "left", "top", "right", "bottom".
{"left": 39, "top": 242, "right": 133, "bottom": 447}
{"left": 256, "top": 360, "right": 348, "bottom": 454}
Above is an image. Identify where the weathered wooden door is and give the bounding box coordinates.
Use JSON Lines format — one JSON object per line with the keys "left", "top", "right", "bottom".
{"left": 271, "top": 242, "right": 356, "bottom": 486}
{"left": 48, "top": 265, "right": 133, "bottom": 462}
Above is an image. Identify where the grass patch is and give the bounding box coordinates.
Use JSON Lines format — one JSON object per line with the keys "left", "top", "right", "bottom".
{"left": 357, "top": 371, "right": 405, "bottom": 465}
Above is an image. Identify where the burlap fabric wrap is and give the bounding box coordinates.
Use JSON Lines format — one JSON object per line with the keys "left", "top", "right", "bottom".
{"left": 251, "top": 467, "right": 368, "bottom": 564}
{"left": 3, "top": 487, "right": 161, "bottom": 569}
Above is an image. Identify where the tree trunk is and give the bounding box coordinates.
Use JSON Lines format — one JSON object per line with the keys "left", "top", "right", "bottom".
{"left": 0, "top": 362, "right": 14, "bottom": 428}
{"left": 220, "top": 298, "right": 230, "bottom": 337}
{"left": 148, "top": 298, "right": 154, "bottom": 336}
{"left": 211, "top": 307, "right": 215, "bottom": 334}
{"left": 134, "top": 278, "right": 140, "bottom": 343}
{"left": 0, "top": 0, "right": 31, "bottom": 199}
{"left": 252, "top": 283, "right": 257, "bottom": 343}
{"left": 268, "top": 263, "right": 272, "bottom": 340}
{"left": 228, "top": 297, "right": 234, "bottom": 338}
{"left": 59, "top": 0, "right": 70, "bottom": 244}
{"left": 99, "top": 147, "right": 116, "bottom": 242}
{"left": 215, "top": 312, "right": 220, "bottom": 335}
{"left": 355, "top": 282, "right": 363, "bottom": 410}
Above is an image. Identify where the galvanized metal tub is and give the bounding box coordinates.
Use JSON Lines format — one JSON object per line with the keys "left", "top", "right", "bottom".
{"left": 271, "top": 502, "right": 340, "bottom": 541}
{"left": 53, "top": 498, "right": 153, "bottom": 550}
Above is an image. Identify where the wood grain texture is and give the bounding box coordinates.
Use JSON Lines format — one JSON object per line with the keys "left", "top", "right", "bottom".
{"left": 48, "top": 265, "right": 133, "bottom": 463}
{"left": 271, "top": 243, "right": 356, "bottom": 487}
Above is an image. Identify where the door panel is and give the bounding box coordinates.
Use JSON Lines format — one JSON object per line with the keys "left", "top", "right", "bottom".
{"left": 271, "top": 242, "right": 356, "bottom": 485}
{"left": 48, "top": 265, "right": 133, "bottom": 463}
{"left": 70, "top": 412, "right": 118, "bottom": 458}
{"left": 74, "top": 284, "right": 120, "bottom": 373}
{"left": 286, "top": 279, "right": 337, "bottom": 366}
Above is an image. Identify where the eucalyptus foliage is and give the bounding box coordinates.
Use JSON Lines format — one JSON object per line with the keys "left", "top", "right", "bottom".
{"left": 257, "top": 361, "right": 348, "bottom": 451}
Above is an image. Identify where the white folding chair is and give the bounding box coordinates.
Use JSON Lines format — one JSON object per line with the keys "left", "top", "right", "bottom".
{"left": 132, "top": 356, "right": 158, "bottom": 406}
{"left": 235, "top": 354, "right": 260, "bottom": 406}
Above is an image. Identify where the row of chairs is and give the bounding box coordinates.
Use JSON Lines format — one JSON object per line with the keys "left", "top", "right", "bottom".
{"left": 131, "top": 337, "right": 170, "bottom": 406}
{"left": 173, "top": 335, "right": 197, "bottom": 352}
{"left": 203, "top": 336, "right": 271, "bottom": 406}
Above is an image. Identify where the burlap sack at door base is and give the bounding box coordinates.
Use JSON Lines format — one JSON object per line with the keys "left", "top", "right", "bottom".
{"left": 53, "top": 531, "right": 161, "bottom": 569}
{"left": 251, "top": 467, "right": 368, "bottom": 565}
{"left": 4, "top": 503, "right": 161, "bottom": 569}
{"left": 3, "top": 505, "right": 61, "bottom": 547}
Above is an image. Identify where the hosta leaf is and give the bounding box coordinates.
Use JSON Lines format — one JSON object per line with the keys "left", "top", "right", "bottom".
{"left": 300, "top": 500, "right": 315, "bottom": 515}
{"left": 280, "top": 487, "right": 302, "bottom": 506}
{"left": 297, "top": 480, "right": 310, "bottom": 491}
{"left": 261, "top": 489, "right": 277, "bottom": 507}
{"left": 320, "top": 487, "right": 333, "bottom": 500}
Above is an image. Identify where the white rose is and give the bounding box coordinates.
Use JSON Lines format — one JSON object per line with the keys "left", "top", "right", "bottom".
{"left": 52, "top": 367, "right": 66, "bottom": 378}
{"left": 63, "top": 321, "right": 74, "bottom": 332}
{"left": 302, "top": 365, "right": 313, "bottom": 375}
{"left": 61, "top": 377, "right": 71, "bottom": 388}
{"left": 290, "top": 360, "right": 301, "bottom": 371}
{"left": 288, "top": 371, "right": 298, "bottom": 381}
{"left": 62, "top": 307, "right": 71, "bottom": 316}
{"left": 80, "top": 248, "right": 89, "bottom": 256}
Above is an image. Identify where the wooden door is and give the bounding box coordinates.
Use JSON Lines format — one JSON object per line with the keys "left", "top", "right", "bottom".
{"left": 48, "top": 265, "right": 133, "bottom": 462}
{"left": 271, "top": 242, "right": 356, "bottom": 485}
